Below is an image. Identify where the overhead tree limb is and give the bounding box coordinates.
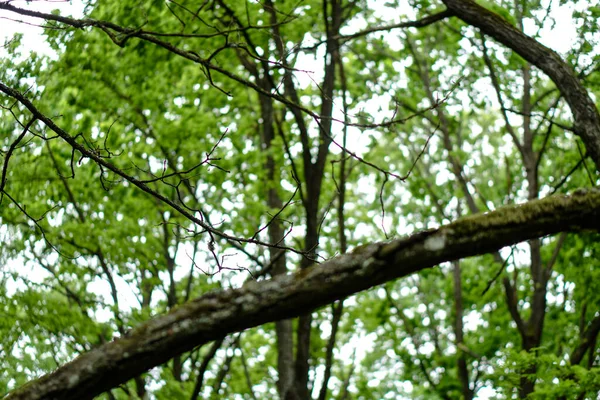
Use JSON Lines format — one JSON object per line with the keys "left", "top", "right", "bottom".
{"left": 6, "top": 189, "right": 600, "bottom": 400}
{"left": 441, "top": 0, "right": 600, "bottom": 171}
{"left": 337, "top": 9, "right": 452, "bottom": 42}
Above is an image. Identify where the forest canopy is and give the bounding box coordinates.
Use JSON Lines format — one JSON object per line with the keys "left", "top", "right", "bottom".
{"left": 0, "top": 0, "right": 599, "bottom": 399}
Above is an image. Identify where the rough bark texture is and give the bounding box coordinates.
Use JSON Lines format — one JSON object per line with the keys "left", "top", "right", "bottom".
{"left": 6, "top": 190, "right": 600, "bottom": 400}
{"left": 441, "top": 0, "right": 600, "bottom": 171}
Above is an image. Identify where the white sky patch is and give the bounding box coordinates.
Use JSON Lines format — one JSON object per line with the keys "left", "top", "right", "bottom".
{"left": 0, "top": 1, "right": 86, "bottom": 59}
{"left": 525, "top": 0, "right": 578, "bottom": 54}
{"left": 294, "top": 33, "right": 324, "bottom": 90}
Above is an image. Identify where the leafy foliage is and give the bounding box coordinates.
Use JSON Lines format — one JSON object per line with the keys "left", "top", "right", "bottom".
{"left": 1, "top": 0, "right": 599, "bottom": 399}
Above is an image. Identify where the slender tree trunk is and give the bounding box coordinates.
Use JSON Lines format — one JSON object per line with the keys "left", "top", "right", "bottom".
{"left": 452, "top": 261, "right": 473, "bottom": 400}
{"left": 257, "top": 76, "right": 296, "bottom": 399}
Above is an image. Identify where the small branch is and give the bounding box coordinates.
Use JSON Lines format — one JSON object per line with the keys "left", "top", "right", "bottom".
{"left": 0, "top": 117, "right": 37, "bottom": 200}
{"left": 551, "top": 156, "right": 587, "bottom": 195}
{"left": 317, "top": 300, "right": 344, "bottom": 400}
{"left": 238, "top": 341, "right": 258, "bottom": 400}
{"left": 570, "top": 313, "right": 600, "bottom": 365}
{"left": 190, "top": 338, "right": 225, "bottom": 400}
{"left": 481, "top": 247, "right": 515, "bottom": 296}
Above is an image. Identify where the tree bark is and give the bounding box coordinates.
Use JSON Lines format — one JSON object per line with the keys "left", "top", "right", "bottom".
{"left": 6, "top": 190, "right": 600, "bottom": 400}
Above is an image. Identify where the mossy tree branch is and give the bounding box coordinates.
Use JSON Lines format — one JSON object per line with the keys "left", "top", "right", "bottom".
{"left": 6, "top": 190, "right": 600, "bottom": 400}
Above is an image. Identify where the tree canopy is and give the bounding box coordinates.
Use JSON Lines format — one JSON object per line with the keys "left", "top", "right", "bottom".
{"left": 0, "top": 0, "right": 599, "bottom": 399}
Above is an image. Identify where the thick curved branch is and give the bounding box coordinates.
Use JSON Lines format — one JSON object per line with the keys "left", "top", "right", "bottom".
{"left": 441, "top": 0, "right": 600, "bottom": 171}
{"left": 6, "top": 189, "right": 600, "bottom": 400}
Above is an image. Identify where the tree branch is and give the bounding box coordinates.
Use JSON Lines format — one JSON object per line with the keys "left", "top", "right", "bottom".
{"left": 5, "top": 189, "right": 600, "bottom": 400}
{"left": 0, "top": 82, "right": 307, "bottom": 257}
{"left": 570, "top": 313, "right": 600, "bottom": 365}
{"left": 441, "top": 0, "right": 600, "bottom": 171}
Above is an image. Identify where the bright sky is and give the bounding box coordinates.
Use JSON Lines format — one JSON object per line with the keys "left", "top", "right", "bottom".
{"left": 1, "top": 1, "right": 85, "bottom": 57}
